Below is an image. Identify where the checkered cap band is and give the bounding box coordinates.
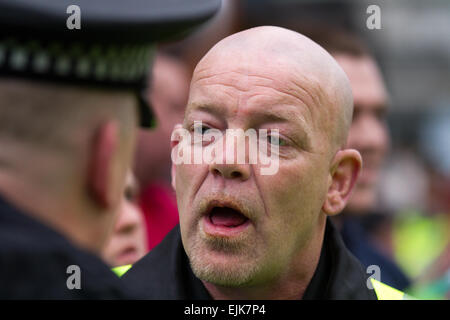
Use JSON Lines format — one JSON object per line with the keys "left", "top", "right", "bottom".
{"left": 0, "top": 37, "right": 155, "bottom": 86}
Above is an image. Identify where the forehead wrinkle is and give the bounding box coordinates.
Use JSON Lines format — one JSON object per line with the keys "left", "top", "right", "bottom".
{"left": 195, "top": 67, "right": 322, "bottom": 119}
{"left": 187, "top": 73, "right": 241, "bottom": 119}
{"left": 193, "top": 69, "right": 276, "bottom": 93}
{"left": 191, "top": 68, "right": 279, "bottom": 121}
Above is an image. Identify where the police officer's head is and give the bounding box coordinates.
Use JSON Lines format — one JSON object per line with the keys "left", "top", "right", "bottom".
{"left": 0, "top": 80, "right": 139, "bottom": 252}
{"left": 0, "top": 0, "right": 220, "bottom": 253}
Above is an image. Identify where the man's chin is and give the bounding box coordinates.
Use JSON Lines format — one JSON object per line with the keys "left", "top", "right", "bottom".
{"left": 187, "top": 242, "right": 259, "bottom": 287}
{"left": 190, "top": 257, "right": 256, "bottom": 287}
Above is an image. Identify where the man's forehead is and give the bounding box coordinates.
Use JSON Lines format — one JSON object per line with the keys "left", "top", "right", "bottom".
{"left": 194, "top": 57, "right": 289, "bottom": 88}
{"left": 189, "top": 63, "right": 325, "bottom": 116}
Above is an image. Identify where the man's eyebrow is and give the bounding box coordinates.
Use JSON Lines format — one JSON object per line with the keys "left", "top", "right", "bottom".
{"left": 249, "top": 108, "right": 295, "bottom": 124}
{"left": 248, "top": 104, "right": 312, "bottom": 131}
{"left": 186, "top": 103, "right": 227, "bottom": 119}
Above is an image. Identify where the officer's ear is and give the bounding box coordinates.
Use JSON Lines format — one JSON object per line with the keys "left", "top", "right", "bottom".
{"left": 88, "top": 121, "right": 120, "bottom": 209}
{"left": 322, "top": 149, "right": 362, "bottom": 216}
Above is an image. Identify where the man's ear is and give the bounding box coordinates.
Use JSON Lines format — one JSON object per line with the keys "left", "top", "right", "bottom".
{"left": 322, "top": 149, "right": 362, "bottom": 216}
{"left": 88, "top": 121, "right": 119, "bottom": 209}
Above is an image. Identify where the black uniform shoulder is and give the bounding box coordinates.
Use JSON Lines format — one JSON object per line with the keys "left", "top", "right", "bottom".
{"left": 0, "top": 198, "right": 134, "bottom": 299}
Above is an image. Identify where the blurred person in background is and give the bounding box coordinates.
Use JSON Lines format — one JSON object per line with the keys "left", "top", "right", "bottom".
{"left": 327, "top": 30, "right": 412, "bottom": 291}
{"left": 134, "top": 53, "right": 191, "bottom": 251}
{"left": 411, "top": 243, "right": 450, "bottom": 299}
{"left": 102, "top": 171, "right": 148, "bottom": 268}
{"left": 387, "top": 110, "right": 450, "bottom": 299}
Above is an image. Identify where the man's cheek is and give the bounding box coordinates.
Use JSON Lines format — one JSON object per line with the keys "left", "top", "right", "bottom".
{"left": 176, "top": 164, "right": 196, "bottom": 190}
{"left": 273, "top": 169, "right": 317, "bottom": 217}
{"left": 261, "top": 174, "right": 300, "bottom": 216}
{"left": 175, "top": 165, "right": 192, "bottom": 208}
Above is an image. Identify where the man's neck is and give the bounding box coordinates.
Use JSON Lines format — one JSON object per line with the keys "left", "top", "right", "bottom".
{"left": 0, "top": 169, "right": 102, "bottom": 254}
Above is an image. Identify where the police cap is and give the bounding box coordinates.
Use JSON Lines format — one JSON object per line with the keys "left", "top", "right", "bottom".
{"left": 0, "top": 0, "right": 221, "bottom": 127}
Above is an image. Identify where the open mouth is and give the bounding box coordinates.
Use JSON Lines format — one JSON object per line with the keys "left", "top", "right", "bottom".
{"left": 208, "top": 206, "right": 249, "bottom": 228}
{"left": 202, "top": 203, "right": 251, "bottom": 237}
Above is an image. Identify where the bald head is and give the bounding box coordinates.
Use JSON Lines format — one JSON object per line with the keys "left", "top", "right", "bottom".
{"left": 192, "top": 26, "right": 353, "bottom": 152}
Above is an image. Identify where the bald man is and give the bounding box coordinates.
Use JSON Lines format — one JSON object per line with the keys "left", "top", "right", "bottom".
{"left": 123, "top": 26, "right": 377, "bottom": 299}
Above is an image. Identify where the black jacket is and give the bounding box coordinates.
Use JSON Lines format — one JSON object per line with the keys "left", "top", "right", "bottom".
{"left": 0, "top": 194, "right": 136, "bottom": 299}
{"left": 123, "top": 219, "right": 377, "bottom": 299}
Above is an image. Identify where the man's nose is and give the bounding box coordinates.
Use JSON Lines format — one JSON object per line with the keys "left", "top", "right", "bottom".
{"left": 209, "top": 161, "right": 251, "bottom": 180}
{"left": 208, "top": 134, "right": 251, "bottom": 180}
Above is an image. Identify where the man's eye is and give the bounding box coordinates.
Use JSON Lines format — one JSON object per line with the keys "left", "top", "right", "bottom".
{"left": 190, "top": 123, "right": 214, "bottom": 146}
{"left": 190, "top": 123, "right": 210, "bottom": 134}
{"left": 201, "top": 126, "right": 211, "bottom": 135}
{"left": 267, "top": 134, "right": 287, "bottom": 146}
{"left": 195, "top": 125, "right": 210, "bottom": 135}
